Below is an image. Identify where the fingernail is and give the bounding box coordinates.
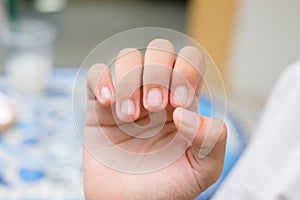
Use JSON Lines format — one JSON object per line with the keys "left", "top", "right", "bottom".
{"left": 147, "top": 88, "right": 162, "bottom": 107}
{"left": 121, "top": 98, "right": 135, "bottom": 115}
{"left": 173, "top": 85, "right": 188, "bottom": 106}
{"left": 100, "top": 86, "right": 112, "bottom": 101}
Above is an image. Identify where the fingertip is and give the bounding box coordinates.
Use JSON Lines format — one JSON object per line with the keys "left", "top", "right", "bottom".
{"left": 117, "top": 47, "right": 142, "bottom": 58}
{"left": 87, "top": 63, "right": 107, "bottom": 83}
{"left": 178, "top": 46, "right": 206, "bottom": 73}
{"left": 147, "top": 38, "right": 174, "bottom": 51}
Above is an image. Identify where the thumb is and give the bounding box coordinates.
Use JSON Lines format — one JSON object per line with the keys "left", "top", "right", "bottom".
{"left": 173, "top": 107, "right": 227, "bottom": 190}
{"left": 173, "top": 107, "right": 227, "bottom": 161}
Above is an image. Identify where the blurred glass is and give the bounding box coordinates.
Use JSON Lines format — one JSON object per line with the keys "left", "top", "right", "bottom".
{"left": 0, "top": 18, "right": 56, "bottom": 94}
{"left": 34, "top": 0, "right": 68, "bottom": 13}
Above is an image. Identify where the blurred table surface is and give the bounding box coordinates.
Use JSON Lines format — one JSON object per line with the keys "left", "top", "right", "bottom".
{"left": 0, "top": 68, "right": 84, "bottom": 199}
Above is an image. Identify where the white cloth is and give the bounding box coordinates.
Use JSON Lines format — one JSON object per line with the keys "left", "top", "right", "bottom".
{"left": 212, "top": 59, "right": 300, "bottom": 200}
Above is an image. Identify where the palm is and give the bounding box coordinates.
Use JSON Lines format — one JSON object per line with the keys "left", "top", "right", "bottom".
{"left": 84, "top": 96, "right": 203, "bottom": 199}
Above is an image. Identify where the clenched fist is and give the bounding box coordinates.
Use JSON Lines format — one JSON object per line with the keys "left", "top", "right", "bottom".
{"left": 83, "top": 39, "right": 227, "bottom": 200}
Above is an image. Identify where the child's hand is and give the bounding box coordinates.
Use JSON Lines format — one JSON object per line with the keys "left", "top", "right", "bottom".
{"left": 83, "top": 39, "right": 227, "bottom": 200}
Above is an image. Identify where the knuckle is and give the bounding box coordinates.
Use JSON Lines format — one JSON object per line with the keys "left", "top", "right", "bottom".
{"left": 118, "top": 48, "right": 141, "bottom": 58}
{"left": 148, "top": 38, "right": 173, "bottom": 48}
{"left": 87, "top": 63, "right": 107, "bottom": 84}
{"left": 180, "top": 46, "right": 203, "bottom": 59}
{"left": 179, "top": 46, "right": 205, "bottom": 72}
{"left": 115, "top": 48, "right": 142, "bottom": 69}
{"left": 87, "top": 63, "right": 107, "bottom": 77}
{"left": 180, "top": 45, "right": 201, "bottom": 54}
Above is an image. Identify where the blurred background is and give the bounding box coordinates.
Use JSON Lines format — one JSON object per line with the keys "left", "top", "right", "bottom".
{"left": 0, "top": 0, "right": 300, "bottom": 199}
{"left": 1, "top": 0, "right": 299, "bottom": 133}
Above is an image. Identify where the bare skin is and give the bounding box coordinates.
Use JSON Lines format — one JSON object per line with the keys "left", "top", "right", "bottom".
{"left": 83, "top": 39, "right": 227, "bottom": 200}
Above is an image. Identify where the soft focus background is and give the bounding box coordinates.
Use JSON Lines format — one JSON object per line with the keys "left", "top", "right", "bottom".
{"left": 0, "top": 0, "right": 300, "bottom": 199}
{"left": 1, "top": 0, "right": 299, "bottom": 133}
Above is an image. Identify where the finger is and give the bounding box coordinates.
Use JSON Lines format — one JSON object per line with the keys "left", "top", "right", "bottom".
{"left": 173, "top": 107, "right": 227, "bottom": 158}
{"left": 170, "top": 46, "right": 205, "bottom": 108}
{"left": 114, "top": 48, "right": 143, "bottom": 122}
{"left": 143, "top": 39, "right": 175, "bottom": 112}
{"left": 87, "top": 63, "right": 114, "bottom": 106}
{"left": 173, "top": 107, "right": 227, "bottom": 189}
{"left": 193, "top": 116, "right": 227, "bottom": 189}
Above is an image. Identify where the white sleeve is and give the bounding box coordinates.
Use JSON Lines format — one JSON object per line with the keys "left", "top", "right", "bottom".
{"left": 211, "top": 59, "right": 300, "bottom": 200}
